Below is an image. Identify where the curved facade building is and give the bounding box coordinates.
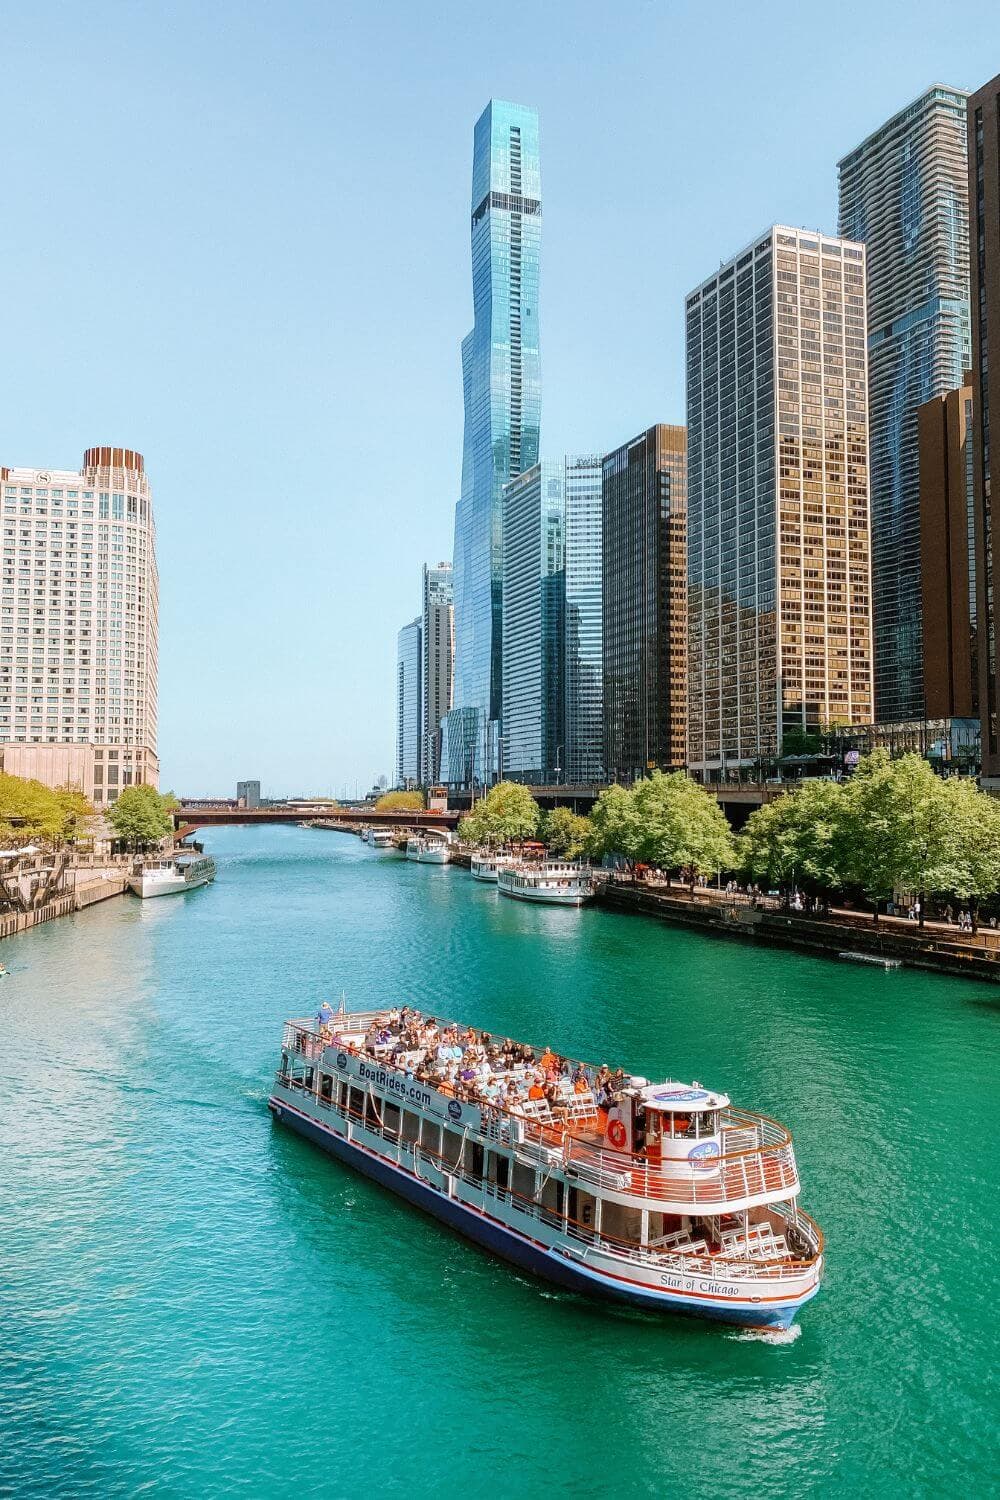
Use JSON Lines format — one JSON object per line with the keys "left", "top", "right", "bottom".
{"left": 442, "top": 100, "right": 541, "bottom": 785}
{"left": 838, "top": 86, "right": 970, "bottom": 721}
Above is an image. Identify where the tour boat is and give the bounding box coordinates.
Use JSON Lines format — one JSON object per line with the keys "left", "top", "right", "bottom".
{"left": 497, "top": 860, "right": 593, "bottom": 905}
{"left": 470, "top": 851, "right": 519, "bottom": 883}
{"left": 268, "top": 1006, "right": 823, "bottom": 1329}
{"left": 367, "top": 827, "right": 395, "bottom": 848}
{"left": 406, "top": 836, "right": 451, "bottom": 865}
{"left": 128, "top": 852, "right": 216, "bottom": 899}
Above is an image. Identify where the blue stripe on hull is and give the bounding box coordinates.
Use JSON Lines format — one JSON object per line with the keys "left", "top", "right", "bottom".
{"left": 269, "top": 1101, "right": 811, "bottom": 1330}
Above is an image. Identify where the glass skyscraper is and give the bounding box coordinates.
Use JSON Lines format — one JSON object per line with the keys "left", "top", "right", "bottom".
{"left": 838, "top": 86, "right": 970, "bottom": 721}
{"left": 395, "top": 616, "right": 422, "bottom": 787}
{"left": 501, "top": 461, "right": 564, "bottom": 783}
{"left": 421, "top": 562, "right": 453, "bottom": 784}
{"left": 442, "top": 100, "right": 541, "bottom": 785}
{"left": 564, "top": 455, "right": 604, "bottom": 782}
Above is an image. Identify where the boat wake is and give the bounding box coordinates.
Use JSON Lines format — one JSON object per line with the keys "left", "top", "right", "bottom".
{"left": 731, "top": 1323, "right": 802, "bottom": 1346}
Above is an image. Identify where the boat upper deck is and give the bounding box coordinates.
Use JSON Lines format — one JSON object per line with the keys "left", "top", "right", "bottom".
{"left": 281, "top": 1006, "right": 801, "bottom": 1210}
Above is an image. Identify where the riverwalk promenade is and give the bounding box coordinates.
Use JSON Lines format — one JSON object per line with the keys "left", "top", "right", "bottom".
{"left": 594, "top": 874, "right": 1000, "bottom": 981}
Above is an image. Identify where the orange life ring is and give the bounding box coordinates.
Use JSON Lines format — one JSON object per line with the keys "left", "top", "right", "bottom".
{"left": 607, "top": 1118, "right": 628, "bottom": 1150}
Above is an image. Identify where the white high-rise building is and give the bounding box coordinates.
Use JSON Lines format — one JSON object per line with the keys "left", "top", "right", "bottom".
{"left": 421, "top": 562, "right": 453, "bottom": 784}
{"left": 395, "top": 616, "right": 422, "bottom": 788}
{"left": 0, "top": 447, "right": 159, "bottom": 804}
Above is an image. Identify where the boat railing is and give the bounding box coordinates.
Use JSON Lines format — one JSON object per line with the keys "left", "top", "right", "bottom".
{"left": 280, "top": 1020, "right": 800, "bottom": 1206}
{"left": 273, "top": 1063, "right": 822, "bottom": 1280}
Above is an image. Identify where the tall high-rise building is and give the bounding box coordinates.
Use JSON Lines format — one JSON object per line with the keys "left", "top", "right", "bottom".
{"left": 602, "top": 426, "right": 687, "bottom": 783}
{"left": 838, "top": 86, "right": 970, "bottom": 720}
{"left": 686, "top": 228, "right": 873, "bottom": 774}
{"left": 564, "top": 455, "right": 604, "bottom": 783}
{"left": 0, "top": 447, "right": 159, "bottom": 803}
{"left": 501, "top": 461, "right": 564, "bottom": 783}
{"left": 917, "top": 381, "right": 978, "bottom": 718}
{"left": 969, "top": 73, "right": 1000, "bottom": 780}
{"left": 421, "top": 562, "right": 453, "bottom": 785}
{"left": 236, "top": 779, "right": 261, "bottom": 809}
{"left": 395, "top": 616, "right": 422, "bottom": 788}
{"left": 442, "top": 100, "right": 541, "bottom": 786}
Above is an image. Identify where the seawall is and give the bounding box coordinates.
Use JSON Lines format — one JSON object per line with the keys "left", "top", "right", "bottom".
{"left": 0, "top": 875, "right": 128, "bottom": 943}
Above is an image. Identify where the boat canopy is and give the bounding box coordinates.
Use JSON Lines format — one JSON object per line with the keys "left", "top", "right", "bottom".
{"left": 640, "top": 1082, "right": 730, "bottom": 1113}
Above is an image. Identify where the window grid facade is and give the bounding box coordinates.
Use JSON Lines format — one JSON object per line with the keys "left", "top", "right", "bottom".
{"left": 686, "top": 228, "right": 873, "bottom": 773}
{"left": 395, "top": 617, "right": 422, "bottom": 788}
{"left": 602, "top": 426, "right": 687, "bottom": 782}
{"left": 0, "top": 448, "right": 159, "bottom": 800}
{"left": 501, "top": 462, "right": 564, "bottom": 783}
{"left": 564, "top": 454, "right": 604, "bottom": 783}
{"left": 421, "top": 563, "right": 453, "bottom": 784}
{"left": 838, "top": 85, "right": 971, "bottom": 721}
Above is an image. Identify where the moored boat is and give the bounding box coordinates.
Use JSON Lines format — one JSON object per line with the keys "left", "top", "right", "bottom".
{"left": 129, "top": 852, "right": 216, "bottom": 898}
{"left": 497, "top": 860, "right": 593, "bottom": 905}
{"left": 470, "top": 850, "right": 518, "bottom": 883}
{"left": 268, "top": 1005, "right": 822, "bottom": 1328}
{"left": 406, "top": 835, "right": 451, "bottom": 864}
{"left": 368, "top": 827, "right": 395, "bottom": 848}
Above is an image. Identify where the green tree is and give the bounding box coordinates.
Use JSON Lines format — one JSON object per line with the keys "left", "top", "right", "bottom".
{"left": 936, "top": 777, "right": 1000, "bottom": 932}
{"left": 539, "top": 806, "right": 592, "bottom": 859}
{"left": 630, "top": 771, "right": 736, "bottom": 883}
{"left": 586, "top": 783, "right": 642, "bottom": 865}
{"left": 375, "top": 790, "right": 424, "bottom": 811}
{"left": 781, "top": 728, "right": 823, "bottom": 758}
{"left": 106, "top": 785, "right": 175, "bottom": 849}
{"left": 457, "top": 781, "right": 540, "bottom": 848}
{"left": 739, "top": 779, "right": 844, "bottom": 897}
{"left": 0, "top": 771, "right": 93, "bottom": 847}
{"left": 836, "top": 750, "right": 954, "bottom": 924}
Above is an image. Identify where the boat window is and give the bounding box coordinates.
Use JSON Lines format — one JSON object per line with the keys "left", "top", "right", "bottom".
{"left": 338, "top": 1081, "right": 350, "bottom": 1110}
{"left": 487, "top": 1151, "right": 510, "bottom": 1190}
{"left": 511, "top": 1160, "right": 535, "bottom": 1209}
{"left": 303, "top": 1068, "right": 314, "bottom": 1092}
{"left": 442, "top": 1129, "right": 463, "bottom": 1168}
{"left": 319, "top": 1073, "right": 333, "bottom": 1102}
{"left": 401, "top": 1110, "right": 420, "bottom": 1145}
{"left": 419, "top": 1118, "right": 441, "bottom": 1155}
{"left": 348, "top": 1086, "right": 365, "bottom": 1119}
{"left": 365, "top": 1092, "right": 380, "bottom": 1127}
{"left": 382, "top": 1101, "right": 401, "bottom": 1137}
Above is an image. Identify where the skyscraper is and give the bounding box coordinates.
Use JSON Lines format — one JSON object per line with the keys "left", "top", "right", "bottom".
{"left": 395, "top": 616, "right": 421, "bottom": 788}
{"left": 969, "top": 72, "right": 1000, "bottom": 780}
{"left": 421, "top": 562, "right": 453, "bottom": 784}
{"left": 564, "top": 454, "right": 604, "bottom": 783}
{"left": 0, "top": 447, "right": 159, "bottom": 803}
{"left": 501, "top": 461, "right": 564, "bottom": 783}
{"left": 602, "top": 426, "right": 687, "bottom": 783}
{"left": 686, "top": 228, "right": 873, "bottom": 775}
{"left": 442, "top": 100, "right": 541, "bottom": 786}
{"left": 838, "top": 86, "right": 970, "bottom": 720}
{"left": 917, "top": 381, "right": 978, "bottom": 718}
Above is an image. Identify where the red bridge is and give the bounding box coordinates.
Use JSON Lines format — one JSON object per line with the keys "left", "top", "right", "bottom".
{"left": 172, "top": 804, "right": 459, "bottom": 837}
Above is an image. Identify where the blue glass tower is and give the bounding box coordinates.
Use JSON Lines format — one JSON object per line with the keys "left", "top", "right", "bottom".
{"left": 442, "top": 101, "right": 541, "bottom": 785}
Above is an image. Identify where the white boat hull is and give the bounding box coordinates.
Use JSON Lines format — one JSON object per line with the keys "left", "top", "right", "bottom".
{"left": 499, "top": 883, "right": 591, "bottom": 905}
{"left": 128, "top": 868, "right": 215, "bottom": 898}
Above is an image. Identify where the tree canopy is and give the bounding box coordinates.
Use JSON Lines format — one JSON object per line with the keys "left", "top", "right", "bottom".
{"left": 539, "top": 806, "right": 592, "bottom": 859}
{"left": 740, "top": 779, "right": 844, "bottom": 892}
{"left": 587, "top": 772, "right": 736, "bottom": 877}
{"left": 0, "top": 772, "right": 94, "bottom": 847}
{"left": 458, "top": 781, "right": 540, "bottom": 847}
{"left": 105, "top": 785, "right": 176, "bottom": 848}
{"left": 375, "top": 790, "right": 424, "bottom": 811}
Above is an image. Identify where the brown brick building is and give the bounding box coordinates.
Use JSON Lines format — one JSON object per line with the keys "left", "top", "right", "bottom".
{"left": 918, "top": 382, "right": 978, "bottom": 718}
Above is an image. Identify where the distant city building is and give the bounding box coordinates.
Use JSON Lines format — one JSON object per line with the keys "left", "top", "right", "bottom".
{"left": 969, "top": 72, "right": 1000, "bottom": 781}
{"left": 421, "top": 562, "right": 453, "bottom": 784}
{"left": 501, "top": 461, "right": 564, "bottom": 783}
{"left": 918, "top": 382, "right": 978, "bottom": 718}
{"left": 686, "top": 228, "right": 873, "bottom": 776}
{"left": 442, "top": 100, "right": 541, "bottom": 786}
{"left": 563, "top": 455, "right": 604, "bottom": 783}
{"left": 0, "top": 447, "right": 159, "bottom": 802}
{"left": 236, "top": 779, "right": 261, "bottom": 809}
{"left": 838, "top": 85, "right": 970, "bottom": 721}
{"left": 395, "top": 616, "right": 422, "bottom": 787}
{"left": 602, "top": 425, "right": 687, "bottom": 783}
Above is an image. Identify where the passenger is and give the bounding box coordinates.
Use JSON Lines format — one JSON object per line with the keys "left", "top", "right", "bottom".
{"left": 528, "top": 1076, "right": 546, "bottom": 1101}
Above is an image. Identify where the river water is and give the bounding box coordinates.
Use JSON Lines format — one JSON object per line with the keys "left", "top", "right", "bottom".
{"left": 1, "top": 825, "right": 996, "bottom": 1497}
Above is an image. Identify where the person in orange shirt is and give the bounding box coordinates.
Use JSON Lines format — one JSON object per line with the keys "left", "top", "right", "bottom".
{"left": 527, "top": 1075, "right": 546, "bottom": 1101}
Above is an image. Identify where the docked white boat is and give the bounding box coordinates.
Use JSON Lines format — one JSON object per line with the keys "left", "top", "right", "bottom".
{"left": 497, "top": 860, "right": 593, "bottom": 905}
{"left": 368, "top": 827, "right": 395, "bottom": 849}
{"left": 470, "top": 851, "right": 519, "bottom": 883}
{"left": 128, "top": 852, "right": 216, "bottom": 898}
{"left": 406, "top": 836, "right": 451, "bottom": 864}
{"left": 269, "top": 1004, "right": 823, "bottom": 1329}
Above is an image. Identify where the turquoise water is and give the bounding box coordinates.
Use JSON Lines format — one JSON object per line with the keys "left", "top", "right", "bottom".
{"left": 1, "top": 825, "right": 997, "bottom": 1498}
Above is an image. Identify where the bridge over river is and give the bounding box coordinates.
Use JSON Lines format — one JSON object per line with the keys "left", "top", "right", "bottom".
{"left": 172, "top": 804, "right": 459, "bottom": 837}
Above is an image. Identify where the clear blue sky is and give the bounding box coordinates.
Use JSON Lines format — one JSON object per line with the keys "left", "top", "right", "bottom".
{"left": 2, "top": 1, "right": 998, "bottom": 797}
